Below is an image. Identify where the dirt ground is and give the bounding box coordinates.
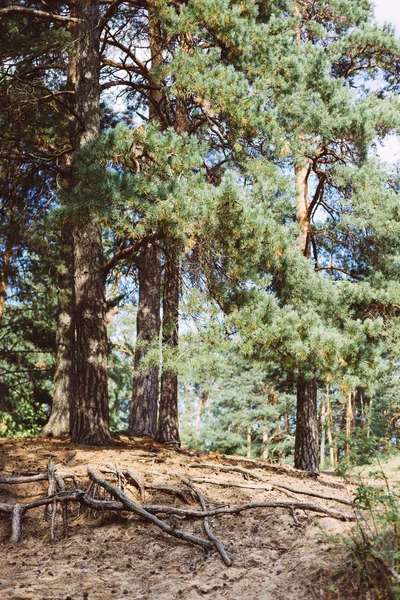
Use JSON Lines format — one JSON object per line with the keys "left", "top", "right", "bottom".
{"left": 0, "top": 437, "right": 360, "bottom": 600}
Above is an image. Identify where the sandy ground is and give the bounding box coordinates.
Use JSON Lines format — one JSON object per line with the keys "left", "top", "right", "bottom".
{"left": 0, "top": 438, "right": 360, "bottom": 600}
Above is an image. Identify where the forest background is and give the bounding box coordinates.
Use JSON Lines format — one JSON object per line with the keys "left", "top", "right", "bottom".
{"left": 1, "top": 0, "right": 400, "bottom": 476}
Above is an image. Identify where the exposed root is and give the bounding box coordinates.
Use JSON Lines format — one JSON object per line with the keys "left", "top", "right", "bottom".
{"left": 190, "top": 463, "right": 353, "bottom": 505}
{"left": 182, "top": 477, "right": 232, "bottom": 566}
{"left": 0, "top": 460, "right": 355, "bottom": 563}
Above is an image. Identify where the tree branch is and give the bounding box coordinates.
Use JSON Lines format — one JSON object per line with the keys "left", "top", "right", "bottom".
{"left": 0, "top": 7, "right": 79, "bottom": 23}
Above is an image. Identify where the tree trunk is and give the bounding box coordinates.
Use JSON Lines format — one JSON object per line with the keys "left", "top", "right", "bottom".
{"left": 326, "top": 386, "right": 337, "bottom": 469}
{"left": 319, "top": 398, "right": 326, "bottom": 470}
{"left": 157, "top": 253, "right": 180, "bottom": 445}
{"left": 70, "top": 0, "right": 111, "bottom": 445}
{"left": 346, "top": 392, "right": 352, "bottom": 459}
{"left": 41, "top": 234, "right": 74, "bottom": 437}
{"left": 127, "top": 3, "right": 164, "bottom": 438}
{"left": 42, "top": 15, "right": 77, "bottom": 438}
{"left": 129, "top": 242, "right": 161, "bottom": 437}
{"left": 295, "top": 162, "right": 311, "bottom": 257}
{"left": 367, "top": 397, "right": 373, "bottom": 438}
{"left": 294, "top": 161, "right": 319, "bottom": 472}
{"left": 261, "top": 426, "right": 269, "bottom": 460}
{"left": 294, "top": 377, "right": 319, "bottom": 473}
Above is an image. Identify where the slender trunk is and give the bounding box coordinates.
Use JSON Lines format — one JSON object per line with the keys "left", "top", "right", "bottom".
{"left": 129, "top": 242, "right": 161, "bottom": 437}
{"left": 360, "top": 392, "right": 364, "bottom": 427}
{"left": 319, "top": 398, "right": 326, "bottom": 470}
{"left": 367, "top": 397, "right": 373, "bottom": 438}
{"left": 346, "top": 392, "right": 352, "bottom": 459}
{"left": 261, "top": 426, "right": 269, "bottom": 460}
{"left": 284, "top": 412, "right": 290, "bottom": 436}
{"left": 70, "top": 0, "right": 110, "bottom": 445}
{"left": 294, "top": 377, "right": 319, "bottom": 473}
{"left": 326, "top": 386, "right": 336, "bottom": 469}
{"left": 157, "top": 253, "right": 180, "bottom": 445}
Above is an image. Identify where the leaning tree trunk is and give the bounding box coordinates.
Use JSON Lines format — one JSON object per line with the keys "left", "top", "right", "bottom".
{"left": 294, "top": 377, "right": 319, "bottom": 473}
{"left": 70, "top": 0, "right": 111, "bottom": 445}
{"left": 129, "top": 243, "right": 161, "bottom": 437}
{"left": 157, "top": 253, "right": 180, "bottom": 445}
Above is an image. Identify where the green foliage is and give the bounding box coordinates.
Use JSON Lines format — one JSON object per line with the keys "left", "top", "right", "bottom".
{"left": 351, "top": 463, "right": 400, "bottom": 598}
{"left": 0, "top": 0, "right": 399, "bottom": 473}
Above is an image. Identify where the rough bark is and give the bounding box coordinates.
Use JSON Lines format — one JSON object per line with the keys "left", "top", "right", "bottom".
{"left": 70, "top": 0, "right": 110, "bottom": 445}
{"left": 157, "top": 253, "right": 180, "bottom": 444}
{"left": 127, "top": 4, "right": 164, "bottom": 437}
{"left": 294, "top": 161, "right": 320, "bottom": 472}
{"left": 294, "top": 377, "right": 319, "bottom": 473}
{"left": 41, "top": 260, "right": 74, "bottom": 437}
{"left": 155, "top": 34, "right": 188, "bottom": 445}
{"left": 129, "top": 243, "right": 161, "bottom": 437}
